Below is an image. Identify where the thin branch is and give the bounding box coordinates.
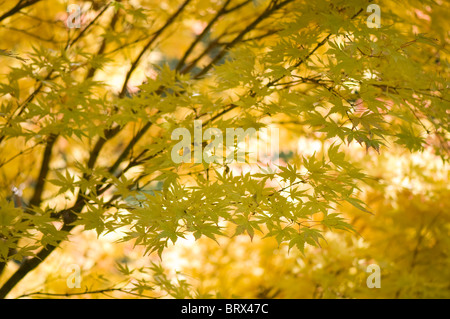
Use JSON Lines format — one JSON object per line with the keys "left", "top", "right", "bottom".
{"left": 0, "top": 142, "right": 43, "bottom": 168}
{"left": 15, "top": 286, "right": 157, "bottom": 299}
{"left": 194, "top": 0, "right": 294, "bottom": 79}
{"left": 86, "top": 11, "right": 121, "bottom": 78}
{"left": 18, "top": 10, "right": 61, "bottom": 25}
{"left": 103, "top": 35, "right": 149, "bottom": 56}
{"left": 113, "top": 122, "right": 152, "bottom": 168}
{"left": 223, "top": 0, "right": 252, "bottom": 14}
{"left": 267, "top": 7, "right": 365, "bottom": 87}
{"left": 175, "top": 0, "right": 231, "bottom": 71}
{"left": 119, "top": 0, "right": 192, "bottom": 98}
{"left": 0, "top": 6, "right": 124, "bottom": 290}
{"left": 0, "top": 25, "right": 65, "bottom": 43}
{"left": 0, "top": 71, "right": 54, "bottom": 145}
{"left": 180, "top": 36, "right": 224, "bottom": 74}
{"left": 66, "top": 1, "right": 112, "bottom": 50}
{"left": 28, "top": 134, "right": 57, "bottom": 208}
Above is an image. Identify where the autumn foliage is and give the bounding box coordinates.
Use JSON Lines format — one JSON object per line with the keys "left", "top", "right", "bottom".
{"left": 0, "top": 0, "right": 449, "bottom": 298}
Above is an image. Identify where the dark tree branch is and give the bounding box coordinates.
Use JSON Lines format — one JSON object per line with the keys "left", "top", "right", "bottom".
{"left": 224, "top": 0, "right": 252, "bottom": 14}
{"left": 86, "top": 8, "right": 121, "bottom": 79}
{"left": 175, "top": 0, "right": 232, "bottom": 72}
{"left": 119, "top": 0, "right": 192, "bottom": 98}
{"left": 66, "top": 1, "right": 112, "bottom": 50}
{"left": 0, "top": 223, "right": 72, "bottom": 299}
{"left": 0, "top": 25, "right": 64, "bottom": 43}
{"left": 0, "top": 4, "right": 124, "bottom": 287}
{"left": 267, "top": 7, "right": 365, "bottom": 88}
{"left": 180, "top": 36, "right": 224, "bottom": 74}
{"left": 0, "top": 0, "right": 40, "bottom": 23}
{"left": 107, "top": 121, "right": 153, "bottom": 175}
{"left": 28, "top": 134, "right": 57, "bottom": 208}
{"left": 15, "top": 286, "right": 156, "bottom": 299}
{"left": 194, "top": 0, "right": 294, "bottom": 79}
